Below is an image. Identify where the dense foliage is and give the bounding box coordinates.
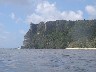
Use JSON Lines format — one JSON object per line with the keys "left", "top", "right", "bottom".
{"left": 22, "top": 20, "right": 96, "bottom": 49}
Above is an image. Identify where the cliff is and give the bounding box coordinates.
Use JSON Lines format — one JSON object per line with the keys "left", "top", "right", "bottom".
{"left": 21, "top": 19, "right": 96, "bottom": 49}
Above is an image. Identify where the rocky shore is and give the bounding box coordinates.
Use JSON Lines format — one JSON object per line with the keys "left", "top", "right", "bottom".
{"left": 21, "top": 19, "right": 96, "bottom": 49}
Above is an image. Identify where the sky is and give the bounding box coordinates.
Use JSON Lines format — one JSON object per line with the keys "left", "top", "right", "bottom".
{"left": 0, "top": 0, "right": 96, "bottom": 48}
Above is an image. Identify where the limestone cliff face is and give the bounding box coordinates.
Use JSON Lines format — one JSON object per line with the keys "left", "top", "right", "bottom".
{"left": 22, "top": 20, "right": 96, "bottom": 49}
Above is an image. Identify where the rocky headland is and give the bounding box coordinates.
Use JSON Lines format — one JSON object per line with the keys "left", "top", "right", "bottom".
{"left": 21, "top": 19, "right": 96, "bottom": 49}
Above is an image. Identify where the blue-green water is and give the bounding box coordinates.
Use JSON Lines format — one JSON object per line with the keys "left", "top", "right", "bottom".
{"left": 0, "top": 49, "right": 96, "bottom": 72}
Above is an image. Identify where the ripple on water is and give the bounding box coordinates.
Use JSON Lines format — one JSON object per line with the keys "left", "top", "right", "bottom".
{"left": 0, "top": 49, "right": 96, "bottom": 72}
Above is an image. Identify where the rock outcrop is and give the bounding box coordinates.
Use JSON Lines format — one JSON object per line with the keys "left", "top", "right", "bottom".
{"left": 21, "top": 19, "right": 96, "bottom": 49}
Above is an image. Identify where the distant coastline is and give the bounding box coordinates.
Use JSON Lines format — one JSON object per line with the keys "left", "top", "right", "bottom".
{"left": 21, "top": 19, "right": 96, "bottom": 49}
{"left": 66, "top": 48, "right": 96, "bottom": 49}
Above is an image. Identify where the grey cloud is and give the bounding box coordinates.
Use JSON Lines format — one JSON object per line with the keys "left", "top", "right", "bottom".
{"left": 0, "top": 0, "right": 31, "bottom": 6}
{"left": 0, "top": 0, "right": 46, "bottom": 6}
{"left": 85, "top": 5, "right": 96, "bottom": 19}
{"left": 26, "top": 1, "right": 83, "bottom": 24}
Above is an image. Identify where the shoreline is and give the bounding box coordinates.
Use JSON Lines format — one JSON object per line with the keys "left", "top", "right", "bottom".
{"left": 66, "top": 48, "right": 96, "bottom": 50}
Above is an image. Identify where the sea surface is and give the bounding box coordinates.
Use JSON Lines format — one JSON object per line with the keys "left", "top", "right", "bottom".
{"left": 0, "top": 49, "right": 96, "bottom": 72}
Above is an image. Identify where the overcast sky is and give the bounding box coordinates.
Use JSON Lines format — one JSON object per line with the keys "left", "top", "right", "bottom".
{"left": 0, "top": 0, "right": 96, "bottom": 48}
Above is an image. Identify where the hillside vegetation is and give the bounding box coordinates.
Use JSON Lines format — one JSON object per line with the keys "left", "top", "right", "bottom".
{"left": 21, "top": 20, "right": 96, "bottom": 49}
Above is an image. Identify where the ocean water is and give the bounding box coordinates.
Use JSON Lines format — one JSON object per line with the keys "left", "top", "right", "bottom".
{"left": 0, "top": 49, "right": 96, "bottom": 72}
